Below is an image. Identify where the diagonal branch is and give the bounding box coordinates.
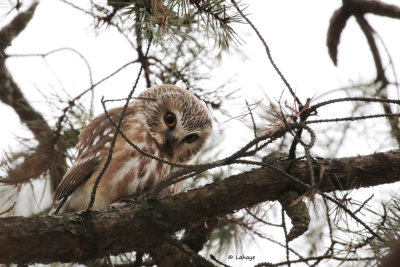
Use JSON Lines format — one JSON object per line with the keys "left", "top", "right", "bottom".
{"left": 326, "top": 0, "right": 400, "bottom": 66}
{"left": 1, "top": 149, "right": 400, "bottom": 264}
{"left": 0, "top": 2, "right": 38, "bottom": 51}
{"left": 355, "top": 15, "right": 387, "bottom": 85}
{"left": 0, "top": 2, "right": 51, "bottom": 141}
{"left": 0, "top": 2, "right": 70, "bottom": 191}
{"left": 326, "top": 6, "right": 351, "bottom": 65}
{"left": 354, "top": 15, "right": 400, "bottom": 145}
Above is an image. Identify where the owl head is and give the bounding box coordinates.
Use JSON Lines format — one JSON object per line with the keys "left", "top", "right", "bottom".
{"left": 139, "top": 85, "right": 212, "bottom": 162}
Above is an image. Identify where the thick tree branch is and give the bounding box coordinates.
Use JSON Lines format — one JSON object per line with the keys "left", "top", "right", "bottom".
{"left": 149, "top": 235, "right": 214, "bottom": 267}
{"left": 0, "top": 2, "right": 52, "bottom": 141}
{"left": 148, "top": 219, "right": 219, "bottom": 266}
{"left": 344, "top": 0, "right": 400, "bottom": 19}
{"left": 1, "top": 149, "right": 400, "bottom": 264}
{"left": 0, "top": 3, "right": 74, "bottom": 190}
{"left": 0, "top": 3, "right": 38, "bottom": 51}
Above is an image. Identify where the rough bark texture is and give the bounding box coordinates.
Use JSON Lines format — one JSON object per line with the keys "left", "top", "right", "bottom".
{"left": 0, "top": 2, "right": 72, "bottom": 190}
{"left": 1, "top": 149, "right": 400, "bottom": 264}
{"left": 0, "top": 3, "right": 51, "bottom": 140}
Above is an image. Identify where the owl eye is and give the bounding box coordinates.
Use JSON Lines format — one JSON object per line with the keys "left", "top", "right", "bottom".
{"left": 184, "top": 134, "right": 198, "bottom": 143}
{"left": 164, "top": 112, "right": 177, "bottom": 128}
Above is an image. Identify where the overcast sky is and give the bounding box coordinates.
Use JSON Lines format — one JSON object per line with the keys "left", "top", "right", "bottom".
{"left": 1, "top": 0, "right": 400, "bottom": 265}
{"left": 1, "top": 0, "right": 400, "bottom": 157}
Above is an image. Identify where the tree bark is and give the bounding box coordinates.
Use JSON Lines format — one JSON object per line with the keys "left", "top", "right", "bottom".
{"left": 0, "top": 2, "right": 72, "bottom": 190}
{"left": 0, "top": 149, "right": 400, "bottom": 264}
{"left": 0, "top": 2, "right": 51, "bottom": 141}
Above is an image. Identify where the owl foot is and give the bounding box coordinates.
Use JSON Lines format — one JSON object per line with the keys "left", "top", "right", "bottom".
{"left": 110, "top": 195, "right": 138, "bottom": 209}
{"left": 110, "top": 202, "right": 127, "bottom": 209}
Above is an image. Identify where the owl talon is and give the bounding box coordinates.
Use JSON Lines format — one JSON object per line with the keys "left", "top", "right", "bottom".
{"left": 110, "top": 195, "right": 138, "bottom": 209}
{"left": 110, "top": 202, "right": 127, "bottom": 209}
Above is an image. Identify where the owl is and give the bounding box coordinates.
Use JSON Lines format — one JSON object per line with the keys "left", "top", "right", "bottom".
{"left": 50, "top": 84, "right": 212, "bottom": 214}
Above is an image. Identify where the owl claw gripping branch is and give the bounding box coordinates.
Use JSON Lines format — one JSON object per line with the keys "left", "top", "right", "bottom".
{"left": 49, "top": 85, "right": 212, "bottom": 215}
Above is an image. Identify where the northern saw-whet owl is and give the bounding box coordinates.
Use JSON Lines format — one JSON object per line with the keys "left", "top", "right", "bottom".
{"left": 50, "top": 85, "right": 212, "bottom": 214}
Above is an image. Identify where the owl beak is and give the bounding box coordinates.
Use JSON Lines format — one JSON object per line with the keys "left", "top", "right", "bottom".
{"left": 165, "top": 135, "right": 178, "bottom": 147}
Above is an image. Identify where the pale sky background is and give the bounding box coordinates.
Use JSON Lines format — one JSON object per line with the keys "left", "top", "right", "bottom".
{"left": 1, "top": 0, "right": 400, "bottom": 266}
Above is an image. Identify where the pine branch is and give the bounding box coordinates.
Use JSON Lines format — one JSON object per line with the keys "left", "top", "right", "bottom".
{"left": 0, "top": 2, "right": 51, "bottom": 141}
{"left": 104, "top": 0, "right": 243, "bottom": 46}
{"left": 0, "top": 2, "right": 38, "bottom": 52}
{"left": 1, "top": 149, "right": 400, "bottom": 264}
{"left": 0, "top": 2, "right": 77, "bottom": 191}
{"left": 149, "top": 235, "right": 215, "bottom": 267}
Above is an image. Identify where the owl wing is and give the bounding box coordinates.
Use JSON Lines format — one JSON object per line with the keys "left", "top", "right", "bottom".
{"left": 77, "top": 105, "right": 134, "bottom": 158}
{"left": 49, "top": 155, "right": 100, "bottom": 215}
{"left": 51, "top": 104, "right": 136, "bottom": 213}
{"left": 54, "top": 156, "right": 100, "bottom": 200}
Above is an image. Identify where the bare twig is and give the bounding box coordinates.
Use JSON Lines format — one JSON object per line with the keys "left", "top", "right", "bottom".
{"left": 281, "top": 207, "right": 291, "bottom": 267}
{"left": 230, "top": 0, "right": 301, "bottom": 107}
{"left": 305, "top": 113, "right": 400, "bottom": 125}
{"left": 87, "top": 40, "right": 151, "bottom": 210}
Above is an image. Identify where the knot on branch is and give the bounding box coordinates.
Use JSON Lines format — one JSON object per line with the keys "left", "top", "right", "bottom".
{"left": 262, "top": 151, "right": 310, "bottom": 241}
{"left": 279, "top": 190, "right": 310, "bottom": 242}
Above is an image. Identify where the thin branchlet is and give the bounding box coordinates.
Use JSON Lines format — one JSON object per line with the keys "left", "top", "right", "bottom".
{"left": 87, "top": 40, "right": 151, "bottom": 210}
{"left": 305, "top": 113, "right": 400, "bottom": 124}
{"left": 231, "top": 0, "right": 302, "bottom": 107}
{"left": 310, "top": 96, "right": 400, "bottom": 111}
{"left": 321, "top": 193, "right": 385, "bottom": 243}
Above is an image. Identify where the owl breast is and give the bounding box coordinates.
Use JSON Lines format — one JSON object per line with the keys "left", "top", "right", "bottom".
{"left": 96, "top": 113, "right": 172, "bottom": 208}
{"left": 106, "top": 114, "right": 171, "bottom": 196}
{"left": 66, "top": 113, "right": 172, "bottom": 211}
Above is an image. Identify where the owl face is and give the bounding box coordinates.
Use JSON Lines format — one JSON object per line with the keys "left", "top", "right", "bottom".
{"left": 140, "top": 85, "right": 212, "bottom": 163}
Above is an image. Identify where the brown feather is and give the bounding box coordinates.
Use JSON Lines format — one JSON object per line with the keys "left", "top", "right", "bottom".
{"left": 51, "top": 85, "right": 212, "bottom": 213}
{"left": 54, "top": 156, "right": 100, "bottom": 200}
